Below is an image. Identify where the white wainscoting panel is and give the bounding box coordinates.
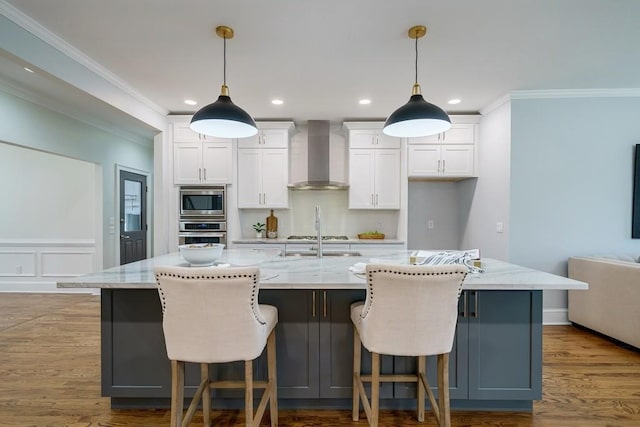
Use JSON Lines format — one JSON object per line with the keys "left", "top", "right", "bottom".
{"left": 0, "top": 239, "right": 97, "bottom": 293}
{"left": 0, "top": 250, "right": 36, "bottom": 276}
{"left": 41, "top": 251, "right": 94, "bottom": 277}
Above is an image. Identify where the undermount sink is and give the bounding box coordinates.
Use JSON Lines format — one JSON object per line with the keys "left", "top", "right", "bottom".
{"left": 285, "top": 250, "right": 362, "bottom": 257}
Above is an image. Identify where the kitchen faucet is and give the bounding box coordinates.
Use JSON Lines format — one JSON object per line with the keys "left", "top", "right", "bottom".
{"left": 315, "top": 205, "right": 323, "bottom": 258}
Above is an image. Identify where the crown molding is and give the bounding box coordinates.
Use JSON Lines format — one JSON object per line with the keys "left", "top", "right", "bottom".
{"left": 0, "top": 80, "right": 153, "bottom": 147}
{"left": 0, "top": 0, "right": 167, "bottom": 117}
{"left": 510, "top": 88, "right": 640, "bottom": 99}
{"left": 479, "top": 93, "right": 511, "bottom": 116}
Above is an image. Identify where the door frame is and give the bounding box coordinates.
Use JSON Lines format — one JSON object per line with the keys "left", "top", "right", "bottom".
{"left": 115, "top": 164, "right": 152, "bottom": 265}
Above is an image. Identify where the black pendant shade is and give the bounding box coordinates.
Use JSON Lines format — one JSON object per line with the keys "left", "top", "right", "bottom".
{"left": 190, "top": 94, "right": 258, "bottom": 138}
{"left": 190, "top": 25, "right": 258, "bottom": 139}
{"left": 383, "top": 93, "right": 451, "bottom": 138}
{"left": 383, "top": 25, "right": 451, "bottom": 138}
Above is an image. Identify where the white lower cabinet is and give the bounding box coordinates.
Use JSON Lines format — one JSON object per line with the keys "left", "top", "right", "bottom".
{"left": 174, "top": 141, "right": 233, "bottom": 184}
{"left": 237, "top": 148, "right": 289, "bottom": 208}
{"left": 408, "top": 144, "right": 474, "bottom": 178}
{"left": 349, "top": 149, "right": 400, "bottom": 209}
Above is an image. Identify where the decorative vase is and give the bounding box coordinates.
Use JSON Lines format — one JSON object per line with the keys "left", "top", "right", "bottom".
{"left": 266, "top": 209, "right": 278, "bottom": 239}
{"left": 256, "top": 231, "right": 263, "bottom": 239}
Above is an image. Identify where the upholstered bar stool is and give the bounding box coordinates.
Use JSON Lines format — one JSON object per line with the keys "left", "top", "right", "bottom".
{"left": 351, "top": 263, "right": 467, "bottom": 427}
{"left": 154, "top": 266, "right": 278, "bottom": 427}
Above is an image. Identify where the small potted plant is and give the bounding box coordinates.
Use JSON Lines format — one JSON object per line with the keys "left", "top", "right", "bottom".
{"left": 253, "top": 222, "right": 265, "bottom": 239}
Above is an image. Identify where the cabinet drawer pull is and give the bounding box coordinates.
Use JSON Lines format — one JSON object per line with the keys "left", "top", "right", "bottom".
{"left": 470, "top": 291, "right": 478, "bottom": 318}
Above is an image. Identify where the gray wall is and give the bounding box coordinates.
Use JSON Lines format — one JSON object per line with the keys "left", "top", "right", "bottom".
{"left": 510, "top": 96, "right": 640, "bottom": 311}
{"left": 0, "top": 89, "right": 154, "bottom": 268}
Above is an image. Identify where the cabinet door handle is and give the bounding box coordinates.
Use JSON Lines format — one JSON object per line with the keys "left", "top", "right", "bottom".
{"left": 442, "top": 159, "right": 446, "bottom": 173}
{"left": 460, "top": 291, "right": 468, "bottom": 317}
{"left": 198, "top": 168, "right": 202, "bottom": 180}
{"left": 323, "top": 290, "right": 327, "bottom": 318}
{"left": 470, "top": 291, "right": 478, "bottom": 318}
{"left": 203, "top": 168, "right": 207, "bottom": 181}
{"left": 312, "top": 291, "right": 316, "bottom": 318}
{"left": 442, "top": 132, "right": 446, "bottom": 142}
{"left": 375, "top": 194, "right": 378, "bottom": 206}
{"left": 437, "top": 160, "right": 441, "bottom": 173}
{"left": 263, "top": 193, "right": 266, "bottom": 205}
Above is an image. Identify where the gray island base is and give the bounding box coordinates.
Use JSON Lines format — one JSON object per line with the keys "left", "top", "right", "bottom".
{"left": 59, "top": 249, "right": 587, "bottom": 412}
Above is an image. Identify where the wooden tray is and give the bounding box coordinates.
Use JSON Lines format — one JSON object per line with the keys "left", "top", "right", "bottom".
{"left": 357, "top": 233, "right": 385, "bottom": 239}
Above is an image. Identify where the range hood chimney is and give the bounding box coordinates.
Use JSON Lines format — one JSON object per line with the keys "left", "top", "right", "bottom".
{"left": 288, "top": 120, "right": 348, "bottom": 190}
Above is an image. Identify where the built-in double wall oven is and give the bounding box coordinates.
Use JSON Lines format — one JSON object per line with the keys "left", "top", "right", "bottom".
{"left": 178, "top": 186, "right": 227, "bottom": 246}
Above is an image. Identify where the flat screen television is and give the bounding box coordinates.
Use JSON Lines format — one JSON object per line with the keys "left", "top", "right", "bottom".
{"left": 633, "top": 144, "right": 640, "bottom": 238}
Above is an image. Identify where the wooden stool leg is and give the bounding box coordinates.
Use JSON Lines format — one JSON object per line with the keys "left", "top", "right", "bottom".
{"left": 437, "top": 354, "right": 451, "bottom": 427}
{"left": 267, "top": 329, "right": 278, "bottom": 427}
{"left": 371, "top": 352, "right": 380, "bottom": 427}
{"left": 417, "top": 356, "right": 426, "bottom": 422}
{"left": 170, "top": 360, "right": 184, "bottom": 427}
{"left": 245, "top": 360, "right": 254, "bottom": 427}
{"left": 201, "top": 363, "right": 211, "bottom": 427}
{"left": 352, "top": 327, "right": 362, "bottom": 421}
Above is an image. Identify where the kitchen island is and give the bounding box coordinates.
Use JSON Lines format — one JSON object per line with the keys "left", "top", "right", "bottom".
{"left": 58, "top": 249, "right": 587, "bottom": 411}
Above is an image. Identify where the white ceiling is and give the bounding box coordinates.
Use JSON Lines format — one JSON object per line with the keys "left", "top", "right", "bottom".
{"left": 2, "top": 0, "right": 640, "bottom": 133}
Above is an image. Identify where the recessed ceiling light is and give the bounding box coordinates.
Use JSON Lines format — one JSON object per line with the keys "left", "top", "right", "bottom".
{"left": 359, "top": 99, "right": 371, "bottom": 105}
{"left": 23, "top": 67, "right": 34, "bottom": 73}
{"left": 448, "top": 98, "right": 461, "bottom": 105}
{"left": 271, "top": 99, "right": 284, "bottom": 105}
{"left": 184, "top": 99, "right": 197, "bottom": 106}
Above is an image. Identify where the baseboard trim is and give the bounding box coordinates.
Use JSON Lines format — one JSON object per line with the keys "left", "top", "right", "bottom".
{"left": 543, "top": 308, "right": 570, "bottom": 325}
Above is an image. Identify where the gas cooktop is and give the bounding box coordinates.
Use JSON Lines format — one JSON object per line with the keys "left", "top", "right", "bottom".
{"left": 287, "top": 235, "right": 349, "bottom": 241}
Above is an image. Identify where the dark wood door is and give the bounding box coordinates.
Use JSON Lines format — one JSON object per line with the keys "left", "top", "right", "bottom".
{"left": 119, "top": 170, "right": 147, "bottom": 265}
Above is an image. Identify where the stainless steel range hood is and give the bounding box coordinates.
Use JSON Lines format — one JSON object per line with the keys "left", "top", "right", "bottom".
{"left": 288, "top": 120, "right": 348, "bottom": 190}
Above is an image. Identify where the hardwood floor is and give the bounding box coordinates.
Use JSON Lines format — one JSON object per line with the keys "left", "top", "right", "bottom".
{"left": 0, "top": 293, "right": 638, "bottom": 426}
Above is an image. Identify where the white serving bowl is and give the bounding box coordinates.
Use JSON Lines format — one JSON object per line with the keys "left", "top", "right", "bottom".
{"left": 179, "top": 243, "right": 225, "bottom": 266}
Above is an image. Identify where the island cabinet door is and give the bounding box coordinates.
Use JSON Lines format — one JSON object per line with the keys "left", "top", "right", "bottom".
{"left": 258, "top": 290, "right": 320, "bottom": 399}
{"left": 467, "top": 290, "right": 543, "bottom": 400}
{"left": 101, "top": 289, "right": 171, "bottom": 398}
{"left": 392, "top": 295, "right": 469, "bottom": 400}
{"left": 319, "top": 290, "right": 394, "bottom": 399}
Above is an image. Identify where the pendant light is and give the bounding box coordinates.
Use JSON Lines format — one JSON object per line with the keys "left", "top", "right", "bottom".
{"left": 190, "top": 26, "right": 258, "bottom": 138}
{"left": 383, "top": 26, "right": 451, "bottom": 138}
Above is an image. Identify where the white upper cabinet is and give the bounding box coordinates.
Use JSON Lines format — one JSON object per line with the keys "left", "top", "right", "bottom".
{"left": 407, "top": 121, "right": 478, "bottom": 179}
{"left": 173, "top": 121, "right": 224, "bottom": 142}
{"left": 408, "top": 123, "right": 475, "bottom": 145}
{"left": 344, "top": 122, "right": 401, "bottom": 210}
{"left": 236, "top": 122, "right": 294, "bottom": 209}
{"left": 173, "top": 140, "right": 233, "bottom": 185}
{"left": 348, "top": 129, "right": 401, "bottom": 149}
{"left": 237, "top": 128, "right": 289, "bottom": 148}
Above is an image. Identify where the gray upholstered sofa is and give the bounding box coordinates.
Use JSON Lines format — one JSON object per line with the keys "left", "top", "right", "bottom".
{"left": 568, "top": 256, "right": 640, "bottom": 349}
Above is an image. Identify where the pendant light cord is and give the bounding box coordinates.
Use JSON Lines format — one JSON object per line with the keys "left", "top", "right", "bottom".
{"left": 223, "top": 36, "right": 227, "bottom": 87}
{"left": 414, "top": 34, "right": 418, "bottom": 86}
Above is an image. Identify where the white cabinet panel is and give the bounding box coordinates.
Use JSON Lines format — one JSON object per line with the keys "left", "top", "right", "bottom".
{"left": 348, "top": 150, "right": 375, "bottom": 209}
{"left": 237, "top": 148, "right": 289, "bottom": 208}
{"left": 408, "top": 144, "right": 474, "bottom": 178}
{"left": 348, "top": 149, "right": 400, "bottom": 209}
{"left": 174, "top": 141, "right": 233, "bottom": 184}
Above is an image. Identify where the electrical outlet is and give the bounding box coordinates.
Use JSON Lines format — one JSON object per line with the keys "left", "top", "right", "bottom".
{"left": 427, "top": 220, "right": 434, "bottom": 229}
{"left": 496, "top": 222, "right": 504, "bottom": 233}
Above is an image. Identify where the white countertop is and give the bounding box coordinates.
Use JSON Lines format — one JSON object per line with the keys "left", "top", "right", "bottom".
{"left": 232, "top": 238, "right": 405, "bottom": 245}
{"left": 57, "top": 249, "right": 588, "bottom": 291}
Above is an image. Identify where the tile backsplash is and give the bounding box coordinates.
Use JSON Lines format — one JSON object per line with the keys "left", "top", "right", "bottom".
{"left": 238, "top": 190, "right": 399, "bottom": 238}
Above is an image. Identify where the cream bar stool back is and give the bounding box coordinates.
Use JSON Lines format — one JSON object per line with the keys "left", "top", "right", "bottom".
{"left": 154, "top": 266, "right": 278, "bottom": 427}
{"left": 351, "top": 263, "right": 467, "bottom": 427}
